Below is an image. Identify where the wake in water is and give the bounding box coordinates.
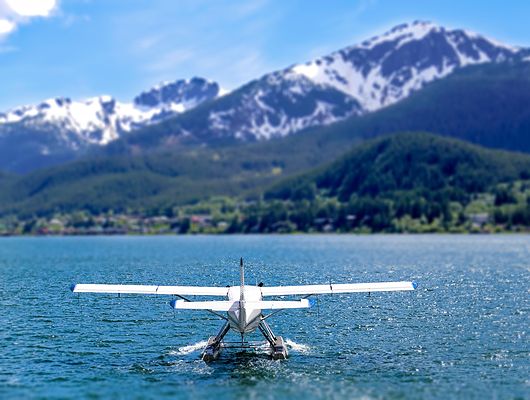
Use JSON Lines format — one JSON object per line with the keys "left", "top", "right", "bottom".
{"left": 285, "top": 339, "right": 311, "bottom": 353}
{"left": 170, "top": 340, "right": 209, "bottom": 355}
{"left": 169, "top": 338, "right": 310, "bottom": 357}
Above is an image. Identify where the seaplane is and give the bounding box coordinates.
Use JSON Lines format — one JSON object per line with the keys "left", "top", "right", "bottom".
{"left": 70, "top": 259, "right": 417, "bottom": 361}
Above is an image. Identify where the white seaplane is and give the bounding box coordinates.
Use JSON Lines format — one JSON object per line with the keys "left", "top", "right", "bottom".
{"left": 71, "top": 259, "right": 417, "bottom": 361}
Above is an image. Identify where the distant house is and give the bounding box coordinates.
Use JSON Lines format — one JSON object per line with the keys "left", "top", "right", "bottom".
{"left": 49, "top": 218, "right": 64, "bottom": 227}
{"left": 93, "top": 216, "right": 107, "bottom": 225}
{"left": 217, "top": 221, "right": 228, "bottom": 230}
{"left": 313, "top": 217, "right": 335, "bottom": 232}
{"left": 48, "top": 218, "right": 65, "bottom": 234}
{"left": 346, "top": 214, "right": 357, "bottom": 222}
{"left": 322, "top": 223, "right": 334, "bottom": 233}
{"left": 468, "top": 213, "right": 489, "bottom": 228}
{"left": 191, "top": 215, "right": 213, "bottom": 228}
{"left": 147, "top": 216, "right": 169, "bottom": 225}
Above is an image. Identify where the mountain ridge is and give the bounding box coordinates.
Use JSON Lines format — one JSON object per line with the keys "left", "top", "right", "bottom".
{"left": 0, "top": 77, "right": 223, "bottom": 172}
{"left": 103, "top": 20, "right": 530, "bottom": 155}
{"left": 2, "top": 20, "right": 529, "bottom": 172}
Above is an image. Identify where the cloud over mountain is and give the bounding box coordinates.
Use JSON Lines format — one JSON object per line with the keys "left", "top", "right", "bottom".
{"left": 0, "top": 0, "right": 57, "bottom": 38}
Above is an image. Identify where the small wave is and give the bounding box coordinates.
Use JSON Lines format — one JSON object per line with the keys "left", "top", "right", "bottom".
{"left": 171, "top": 340, "right": 209, "bottom": 355}
{"left": 253, "top": 341, "right": 273, "bottom": 354}
{"left": 285, "top": 339, "right": 310, "bottom": 353}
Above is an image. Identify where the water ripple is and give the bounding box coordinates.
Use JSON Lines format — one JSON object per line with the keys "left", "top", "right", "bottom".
{"left": 0, "top": 235, "right": 529, "bottom": 399}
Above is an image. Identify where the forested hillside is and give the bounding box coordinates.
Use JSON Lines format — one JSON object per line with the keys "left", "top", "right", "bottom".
{"left": 3, "top": 133, "right": 530, "bottom": 234}
{"left": 237, "top": 133, "right": 530, "bottom": 233}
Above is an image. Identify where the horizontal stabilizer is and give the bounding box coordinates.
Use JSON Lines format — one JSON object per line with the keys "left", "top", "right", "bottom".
{"left": 248, "top": 300, "right": 310, "bottom": 309}
{"left": 169, "top": 299, "right": 310, "bottom": 311}
{"left": 70, "top": 284, "right": 229, "bottom": 296}
{"left": 260, "top": 281, "right": 417, "bottom": 296}
{"left": 170, "top": 299, "right": 238, "bottom": 311}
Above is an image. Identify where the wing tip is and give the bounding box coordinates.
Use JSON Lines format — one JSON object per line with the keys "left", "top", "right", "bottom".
{"left": 70, "top": 283, "right": 77, "bottom": 292}
{"left": 412, "top": 281, "right": 418, "bottom": 290}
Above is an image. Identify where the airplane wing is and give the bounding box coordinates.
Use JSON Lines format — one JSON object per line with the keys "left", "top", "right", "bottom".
{"left": 260, "top": 281, "right": 417, "bottom": 296}
{"left": 71, "top": 281, "right": 417, "bottom": 297}
{"left": 70, "top": 284, "right": 229, "bottom": 297}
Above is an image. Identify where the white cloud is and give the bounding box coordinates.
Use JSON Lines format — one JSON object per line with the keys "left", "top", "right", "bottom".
{"left": 6, "top": 0, "right": 56, "bottom": 17}
{"left": 0, "top": 0, "right": 58, "bottom": 38}
{"left": 0, "top": 18, "right": 14, "bottom": 34}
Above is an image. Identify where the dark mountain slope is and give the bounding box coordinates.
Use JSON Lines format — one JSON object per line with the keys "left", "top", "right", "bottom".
{"left": 0, "top": 149, "right": 284, "bottom": 217}
{"left": 313, "top": 61, "right": 530, "bottom": 152}
{"left": 265, "top": 132, "right": 530, "bottom": 202}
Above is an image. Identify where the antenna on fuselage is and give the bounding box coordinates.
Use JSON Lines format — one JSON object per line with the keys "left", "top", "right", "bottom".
{"left": 240, "top": 257, "right": 245, "bottom": 301}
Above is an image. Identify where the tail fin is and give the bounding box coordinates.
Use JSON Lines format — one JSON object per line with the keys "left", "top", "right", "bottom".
{"left": 240, "top": 257, "right": 245, "bottom": 301}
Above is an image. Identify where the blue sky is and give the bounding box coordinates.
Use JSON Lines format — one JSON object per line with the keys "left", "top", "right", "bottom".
{"left": 0, "top": 0, "right": 529, "bottom": 109}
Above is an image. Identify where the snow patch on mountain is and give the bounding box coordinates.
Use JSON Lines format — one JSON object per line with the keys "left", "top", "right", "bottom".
{"left": 179, "top": 21, "right": 524, "bottom": 143}
{"left": 288, "top": 21, "right": 519, "bottom": 112}
{"left": 358, "top": 21, "right": 436, "bottom": 50}
{"left": 0, "top": 77, "right": 222, "bottom": 148}
{"left": 201, "top": 72, "right": 362, "bottom": 141}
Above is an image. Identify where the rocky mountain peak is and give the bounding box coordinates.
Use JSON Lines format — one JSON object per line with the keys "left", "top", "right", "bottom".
{"left": 133, "top": 77, "right": 221, "bottom": 109}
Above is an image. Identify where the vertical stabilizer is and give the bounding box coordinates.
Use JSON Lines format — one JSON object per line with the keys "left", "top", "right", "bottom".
{"left": 240, "top": 257, "right": 245, "bottom": 301}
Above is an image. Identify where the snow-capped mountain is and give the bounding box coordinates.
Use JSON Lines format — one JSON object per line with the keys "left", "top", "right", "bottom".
{"left": 160, "top": 20, "right": 523, "bottom": 143}
{"left": 289, "top": 21, "right": 519, "bottom": 112}
{"left": 2, "top": 21, "right": 529, "bottom": 172}
{"left": 0, "top": 77, "right": 222, "bottom": 171}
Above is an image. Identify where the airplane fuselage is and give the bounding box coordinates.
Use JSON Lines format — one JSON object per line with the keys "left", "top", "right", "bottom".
{"left": 226, "top": 286, "right": 263, "bottom": 334}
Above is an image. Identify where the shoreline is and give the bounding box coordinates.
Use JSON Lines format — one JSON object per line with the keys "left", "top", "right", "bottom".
{"left": 1, "top": 230, "right": 530, "bottom": 238}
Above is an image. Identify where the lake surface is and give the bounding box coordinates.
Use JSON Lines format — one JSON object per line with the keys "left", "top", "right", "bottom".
{"left": 0, "top": 235, "right": 528, "bottom": 399}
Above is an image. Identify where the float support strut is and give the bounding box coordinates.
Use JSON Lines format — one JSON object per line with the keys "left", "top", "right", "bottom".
{"left": 259, "top": 319, "right": 288, "bottom": 360}
{"left": 201, "top": 321, "right": 230, "bottom": 362}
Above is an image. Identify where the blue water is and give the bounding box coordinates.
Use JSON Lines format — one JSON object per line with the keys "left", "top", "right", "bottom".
{"left": 0, "top": 235, "right": 528, "bottom": 399}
